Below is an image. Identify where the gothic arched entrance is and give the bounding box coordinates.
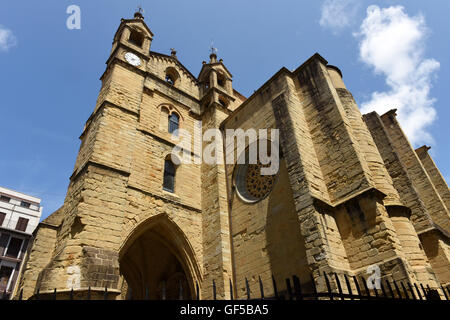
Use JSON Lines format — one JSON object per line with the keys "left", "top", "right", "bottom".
{"left": 119, "top": 215, "right": 200, "bottom": 300}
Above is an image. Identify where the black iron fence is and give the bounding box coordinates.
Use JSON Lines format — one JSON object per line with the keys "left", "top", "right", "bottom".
{"left": 2, "top": 271, "right": 449, "bottom": 300}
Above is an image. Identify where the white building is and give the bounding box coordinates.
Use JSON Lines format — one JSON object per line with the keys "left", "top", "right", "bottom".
{"left": 0, "top": 186, "right": 42, "bottom": 299}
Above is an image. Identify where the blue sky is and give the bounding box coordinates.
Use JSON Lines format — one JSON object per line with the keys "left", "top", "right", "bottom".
{"left": 0, "top": 1, "right": 449, "bottom": 220}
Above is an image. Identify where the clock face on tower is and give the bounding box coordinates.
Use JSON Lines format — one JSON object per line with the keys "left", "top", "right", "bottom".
{"left": 124, "top": 52, "right": 141, "bottom": 67}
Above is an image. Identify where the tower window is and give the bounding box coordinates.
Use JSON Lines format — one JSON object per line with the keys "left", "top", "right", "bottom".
{"left": 0, "top": 212, "right": 5, "bottom": 226}
{"left": 163, "top": 159, "right": 176, "bottom": 193}
{"left": 217, "top": 73, "right": 226, "bottom": 87}
{"left": 128, "top": 29, "right": 144, "bottom": 47}
{"left": 165, "top": 67, "right": 179, "bottom": 86}
{"left": 168, "top": 113, "right": 179, "bottom": 134}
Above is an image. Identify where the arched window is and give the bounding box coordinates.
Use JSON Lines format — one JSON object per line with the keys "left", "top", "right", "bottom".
{"left": 165, "top": 67, "right": 179, "bottom": 86}
{"left": 163, "top": 159, "right": 176, "bottom": 193}
{"left": 168, "top": 112, "right": 179, "bottom": 134}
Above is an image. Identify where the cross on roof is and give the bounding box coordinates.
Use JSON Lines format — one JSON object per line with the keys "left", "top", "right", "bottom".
{"left": 210, "top": 41, "right": 218, "bottom": 55}
{"left": 136, "top": 5, "right": 144, "bottom": 14}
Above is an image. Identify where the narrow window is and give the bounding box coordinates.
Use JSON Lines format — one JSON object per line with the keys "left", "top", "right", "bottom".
{"left": 15, "top": 217, "right": 29, "bottom": 232}
{"left": 163, "top": 160, "right": 176, "bottom": 193}
{"left": 168, "top": 113, "right": 179, "bottom": 134}
{"left": 5, "top": 237, "right": 22, "bottom": 258}
{"left": 0, "top": 212, "right": 5, "bottom": 226}
{"left": 0, "top": 195, "right": 10, "bottom": 203}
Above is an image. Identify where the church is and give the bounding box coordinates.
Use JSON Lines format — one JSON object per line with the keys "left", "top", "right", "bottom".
{"left": 15, "top": 10, "right": 450, "bottom": 300}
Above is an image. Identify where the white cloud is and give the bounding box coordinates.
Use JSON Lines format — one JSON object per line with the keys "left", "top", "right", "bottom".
{"left": 0, "top": 25, "right": 17, "bottom": 51}
{"left": 356, "top": 5, "right": 439, "bottom": 146}
{"left": 319, "top": 0, "right": 360, "bottom": 32}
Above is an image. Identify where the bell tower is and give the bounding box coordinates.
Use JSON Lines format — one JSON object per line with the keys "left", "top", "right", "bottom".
{"left": 198, "top": 49, "right": 235, "bottom": 113}
{"left": 110, "top": 9, "right": 153, "bottom": 60}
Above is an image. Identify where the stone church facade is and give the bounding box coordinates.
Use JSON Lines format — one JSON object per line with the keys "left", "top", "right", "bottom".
{"left": 15, "top": 11, "right": 450, "bottom": 299}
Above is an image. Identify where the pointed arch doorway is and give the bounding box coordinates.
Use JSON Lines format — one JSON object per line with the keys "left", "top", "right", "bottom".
{"left": 119, "top": 215, "right": 200, "bottom": 300}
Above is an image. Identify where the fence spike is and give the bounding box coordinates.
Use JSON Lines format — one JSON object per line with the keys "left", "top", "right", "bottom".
{"left": 393, "top": 281, "right": 402, "bottom": 299}
{"left": 310, "top": 274, "right": 318, "bottom": 300}
{"left": 373, "top": 282, "right": 379, "bottom": 298}
{"left": 162, "top": 280, "right": 166, "bottom": 300}
{"left": 401, "top": 282, "right": 409, "bottom": 299}
{"left": 19, "top": 288, "right": 23, "bottom": 301}
{"left": 70, "top": 287, "right": 74, "bottom": 300}
{"left": 196, "top": 281, "right": 199, "bottom": 300}
{"left": 104, "top": 286, "right": 108, "bottom": 300}
{"left": 292, "top": 275, "right": 303, "bottom": 300}
{"left": 229, "top": 278, "right": 233, "bottom": 300}
{"left": 126, "top": 287, "right": 131, "bottom": 300}
{"left": 441, "top": 286, "right": 449, "bottom": 300}
{"left": 414, "top": 283, "right": 423, "bottom": 300}
{"left": 53, "top": 288, "right": 57, "bottom": 300}
{"left": 407, "top": 282, "right": 416, "bottom": 300}
{"left": 323, "top": 272, "right": 333, "bottom": 301}
{"left": 420, "top": 283, "right": 427, "bottom": 300}
{"left": 344, "top": 274, "right": 353, "bottom": 300}
{"left": 380, "top": 280, "right": 388, "bottom": 299}
{"left": 361, "top": 276, "right": 371, "bottom": 298}
{"left": 88, "top": 286, "right": 91, "bottom": 300}
{"left": 386, "top": 280, "right": 395, "bottom": 299}
{"left": 245, "top": 278, "right": 250, "bottom": 300}
{"left": 334, "top": 273, "right": 344, "bottom": 300}
{"left": 258, "top": 276, "right": 264, "bottom": 299}
{"left": 36, "top": 286, "right": 40, "bottom": 300}
{"left": 285, "top": 278, "right": 293, "bottom": 300}
{"left": 213, "top": 280, "right": 217, "bottom": 300}
{"left": 272, "top": 275, "right": 279, "bottom": 300}
{"left": 352, "top": 276, "right": 362, "bottom": 298}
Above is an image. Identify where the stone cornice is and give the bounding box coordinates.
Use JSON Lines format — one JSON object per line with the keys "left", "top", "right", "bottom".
{"left": 127, "top": 185, "right": 202, "bottom": 213}
{"left": 70, "top": 160, "right": 130, "bottom": 183}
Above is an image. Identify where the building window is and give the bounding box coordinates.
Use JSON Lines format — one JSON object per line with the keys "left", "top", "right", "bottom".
{"left": 0, "top": 266, "right": 13, "bottom": 292}
{"left": 128, "top": 29, "right": 144, "bottom": 47}
{"left": 168, "top": 113, "right": 179, "bottom": 134}
{"left": 163, "top": 159, "right": 176, "bottom": 193}
{"left": 5, "top": 237, "right": 22, "bottom": 258}
{"left": 165, "top": 67, "right": 179, "bottom": 86}
{"left": 0, "top": 195, "right": 10, "bottom": 203}
{"left": 20, "top": 201, "right": 30, "bottom": 208}
{"left": 0, "top": 212, "right": 5, "bottom": 226}
{"left": 15, "top": 217, "right": 29, "bottom": 232}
